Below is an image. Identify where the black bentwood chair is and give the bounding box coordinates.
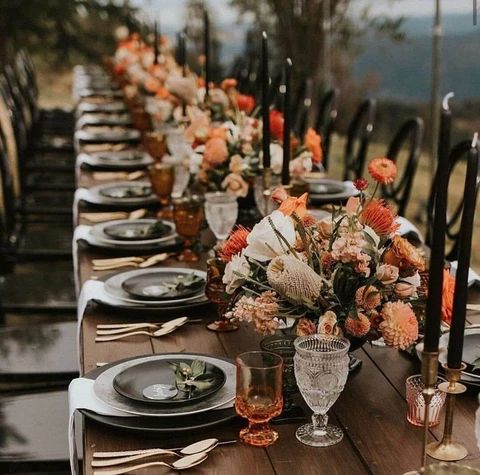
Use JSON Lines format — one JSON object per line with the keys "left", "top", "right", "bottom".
{"left": 343, "top": 99, "right": 376, "bottom": 181}
{"left": 314, "top": 88, "right": 339, "bottom": 170}
{"left": 426, "top": 139, "right": 480, "bottom": 261}
{"left": 381, "top": 118, "right": 424, "bottom": 217}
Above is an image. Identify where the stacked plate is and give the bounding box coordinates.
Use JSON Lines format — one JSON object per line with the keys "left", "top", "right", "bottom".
{"left": 84, "top": 181, "right": 158, "bottom": 207}
{"left": 82, "top": 353, "right": 236, "bottom": 433}
{"left": 304, "top": 177, "right": 358, "bottom": 205}
{"left": 76, "top": 112, "right": 132, "bottom": 128}
{"left": 78, "top": 150, "right": 153, "bottom": 170}
{"left": 416, "top": 327, "right": 480, "bottom": 387}
{"left": 75, "top": 126, "right": 140, "bottom": 143}
{"left": 86, "top": 219, "right": 178, "bottom": 251}
{"left": 102, "top": 267, "right": 207, "bottom": 308}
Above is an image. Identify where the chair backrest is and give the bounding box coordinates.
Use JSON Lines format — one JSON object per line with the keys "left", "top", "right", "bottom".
{"left": 0, "top": 131, "right": 15, "bottom": 244}
{"left": 426, "top": 139, "right": 480, "bottom": 261}
{"left": 13, "top": 50, "right": 39, "bottom": 122}
{"left": 381, "top": 118, "right": 424, "bottom": 216}
{"left": 0, "top": 78, "right": 21, "bottom": 198}
{"left": 315, "top": 88, "right": 339, "bottom": 170}
{"left": 343, "top": 99, "right": 376, "bottom": 181}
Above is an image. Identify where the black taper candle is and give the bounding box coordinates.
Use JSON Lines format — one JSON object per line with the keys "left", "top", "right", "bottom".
{"left": 153, "top": 21, "right": 159, "bottom": 65}
{"left": 447, "top": 134, "right": 479, "bottom": 368}
{"left": 281, "top": 58, "right": 292, "bottom": 186}
{"left": 204, "top": 8, "right": 210, "bottom": 99}
{"left": 261, "top": 31, "right": 270, "bottom": 169}
{"left": 423, "top": 96, "right": 452, "bottom": 353}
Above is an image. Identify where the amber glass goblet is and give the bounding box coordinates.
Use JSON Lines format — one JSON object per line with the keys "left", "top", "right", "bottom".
{"left": 236, "top": 351, "right": 283, "bottom": 447}
{"left": 131, "top": 106, "right": 152, "bottom": 132}
{"left": 172, "top": 195, "right": 204, "bottom": 262}
{"left": 205, "top": 258, "right": 239, "bottom": 332}
{"left": 143, "top": 131, "right": 166, "bottom": 161}
{"left": 148, "top": 164, "right": 174, "bottom": 219}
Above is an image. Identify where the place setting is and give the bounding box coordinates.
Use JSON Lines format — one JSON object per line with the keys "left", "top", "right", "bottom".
{"left": 68, "top": 353, "right": 238, "bottom": 474}
{"left": 76, "top": 149, "right": 154, "bottom": 171}
{"left": 75, "top": 125, "right": 141, "bottom": 144}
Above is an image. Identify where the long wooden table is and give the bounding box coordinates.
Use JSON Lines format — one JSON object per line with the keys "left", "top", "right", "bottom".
{"left": 76, "top": 167, "right": 480, "bottom": 475}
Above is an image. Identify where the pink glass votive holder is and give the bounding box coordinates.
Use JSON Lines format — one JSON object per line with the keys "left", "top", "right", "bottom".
{"left": 405, "top": 374, "right": 447, "bottom": 427}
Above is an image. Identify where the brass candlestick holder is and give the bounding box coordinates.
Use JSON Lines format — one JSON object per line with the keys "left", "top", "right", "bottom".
{"left": 420, "top": 350, "right": 439, "bottom": 471}
{"left": 426, "top": 363, "right": 468, "bottom": 462}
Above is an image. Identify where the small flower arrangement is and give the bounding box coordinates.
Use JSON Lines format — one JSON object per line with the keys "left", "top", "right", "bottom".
{"left": 220, "top": 157, "right": 435, "bottom": 350}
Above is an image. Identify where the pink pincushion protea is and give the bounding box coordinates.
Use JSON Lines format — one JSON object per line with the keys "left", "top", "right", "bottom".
{"left": 379, "top": 301, "right": 418, "bottom": 349}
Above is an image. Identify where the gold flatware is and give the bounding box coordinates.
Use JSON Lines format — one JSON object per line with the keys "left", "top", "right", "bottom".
{"left": 92, "top": 171, "right": 146, "bottom": 182}
{"left": 92, "top": 439, "right": 219, "bottom": 467}
{"left": 92, "top": 452, "right": 208, "bottom": 475}
{"left": 80, "top": 208, "right": 147, "bottom": 223}
{"left": 92, "top": 253, "right": 170, "bottom": 271}
{"left": 96, "top": 317, "right": 188, "bottom": 336}
{"left": 96, "top": 319, "right": 202, "bottom": 330}
{"left": 95, "top": 317, "right": 188, "bottom": 342}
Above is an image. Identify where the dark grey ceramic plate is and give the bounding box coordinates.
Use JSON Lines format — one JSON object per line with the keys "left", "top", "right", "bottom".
{"left": 113, "top": 358, "right": 226, "bottom": 406}
{"left": 80, "top": 355, "right": 236, "bottom": 434}
{"left": 308, "top": 181, "right": 345, "bottom": 195}
{"left": 121, "top": 271, "right": 205, "bottom": 301}
{"left": 103, "top": 221, "right": 172, "bottom": 241}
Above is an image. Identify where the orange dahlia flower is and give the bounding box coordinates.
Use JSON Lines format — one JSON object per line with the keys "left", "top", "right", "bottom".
{"left": 345, "top": 313, "right": 371, "bottom": 337}
{"left": 379, "top": 301, "right": 418, "bottom": 349}
{"left": 269, "top": 110, "right": 284, "bottom": 141}
{"left": 219, "top": 226, "right": 251, "bottom": 262}
{"left": 441, "top": 269, "right": 455, "bottom": 325}
{"left": 236, "top": 94, "right": 256, "bottom": 114}
{"left": 304, "top": 128, "right": 323, "bottom": 164}
{"left": 203, "top": 137, "right": 228, "bottom": 166}
{"left": 368, "top": 157, "right": 397, "bottom": 184}
{"left": 360, "top": 199, "right": 399, "bottom": 238}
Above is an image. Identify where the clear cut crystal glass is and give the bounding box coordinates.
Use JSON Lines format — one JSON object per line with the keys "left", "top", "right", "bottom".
{"left": 253, "top": 175, "right": 281, "bottom": 216}
{"left": 294, "top": 334, "right": 350, "bottom": 447}
{"left": 204, "top": 192, "right": 238, "bottom": 244}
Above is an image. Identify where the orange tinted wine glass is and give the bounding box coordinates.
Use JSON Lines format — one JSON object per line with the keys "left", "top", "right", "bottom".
{"left": 236, "top": 351, "right": 283, "bottom": 447}
{"left": 148, "top": 163, "right": 174, "bottom": 219}
{"left": 172, "top": 195, "right": 204, "bottom": 262}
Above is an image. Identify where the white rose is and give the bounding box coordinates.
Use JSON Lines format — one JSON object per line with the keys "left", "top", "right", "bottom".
{"left": 243, "top": 210, "right": 296, "bottom": 262}
{"left": 223, "top": 253, "right": 250, "bottom": 294}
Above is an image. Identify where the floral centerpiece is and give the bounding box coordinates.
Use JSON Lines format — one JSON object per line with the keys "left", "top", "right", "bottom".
{"left": 220, "top": 157, "right": 452, "bottom": 350}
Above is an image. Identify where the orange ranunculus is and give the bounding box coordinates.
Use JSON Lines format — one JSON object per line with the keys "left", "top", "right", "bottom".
{"left": 368, "top": 157, "right": 397, "bottom": 184}
{"left": 221, "top": 78, "right": 238, "bottom": 90}
{"left": 208, "top": 127, "right": 228, "bottom": 140}
{"left": 236, "top": 94, "right": 255, "bottom": 114}
{"left": 382, "top": 235, "right": 426, "bottom": 274}
{"left": 203, "top": 137, "right": 229, "bottom": 166}
{"left": 269, "top": 109, "right": 284, "bottom": 141}
{"left": 145, "top": 77, "right": 161, "bottom": 93}
{"left": 222, "top": 173, "right": 249, "bottom": 197}
{"left": 278, "top": 193, "right": 308, "bottom": 218}
{"left": 441, "top": 269, "right": 455, "bottom": 325}
{"left": 304, "top": 128, "right": 323, "bottom": 164}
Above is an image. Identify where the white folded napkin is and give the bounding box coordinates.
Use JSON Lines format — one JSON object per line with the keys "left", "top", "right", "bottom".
{"left": 68, "top": 378, "right": 133, "bottom": 475}
{"left": 73, "top": 225, "right": 92, "bottom": 295}
{"left": 449, "top": 261, "right": 480, "bottom": 287}
{"left": 395, "top": 216, "right": 424, "bottom": 243}
{"left": 73, "top": 188, "right": 93, "bottom": 225}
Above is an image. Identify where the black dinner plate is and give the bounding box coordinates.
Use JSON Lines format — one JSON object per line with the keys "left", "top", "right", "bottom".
{"left": 103, "top": 221, "right": 172, "bottom": 241}
{"left": 113, "top": 358, "right": 226, "bottom": 406}
{"left": 80, "top": 355, "right": 237, "bottom": 434}
{"left": 121, "top": 271, "right": 205, "bottom": 301}
{"left": 308, "top": 181, "right": 345, "bottom": 195}
{"left": 98, "top": 153, "right": 144, "bottom": 161}
{"left": 99, "top": 184, "right": 152, "bottom": 199}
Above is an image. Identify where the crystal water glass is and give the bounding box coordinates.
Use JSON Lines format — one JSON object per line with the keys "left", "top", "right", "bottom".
{"left": 294, "top": 334, "right": 350, "bottom": 447}
{"left": 236, "top": 351, "right": 284, "bottom": 447}
{"left": 253, "top": 175, "right": 281, "bottom": 216}
{"left": 204, "top": 192, "right": 238, "bottom": 245}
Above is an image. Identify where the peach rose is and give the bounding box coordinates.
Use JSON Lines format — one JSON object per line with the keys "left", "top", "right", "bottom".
{"left": 383, "top": 236, "right": 426, "bottom": 274}
{"left": 203, "top": 137, "right": 228, "bottom": 166}
{"left": 394, "top": 282, "right": 417, "bottom": 298}
{"left": 229, "top": 155, "right": 246, "bottom": 174}
{"left": 317, "top": 218, "right": 333, "bottom": 240}
{"left": 221, "top": 173, "right": 249, "bottom": 198}
{"left": 317, "top": 311, "right": 342, "bottom": 336}
{"left": 376, "top": 264, "right": 399, "bottom": 285}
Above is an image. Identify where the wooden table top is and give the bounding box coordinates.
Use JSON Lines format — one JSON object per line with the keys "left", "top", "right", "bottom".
{"left": 76, "top": 167, "right": 480, "bottom": 475}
